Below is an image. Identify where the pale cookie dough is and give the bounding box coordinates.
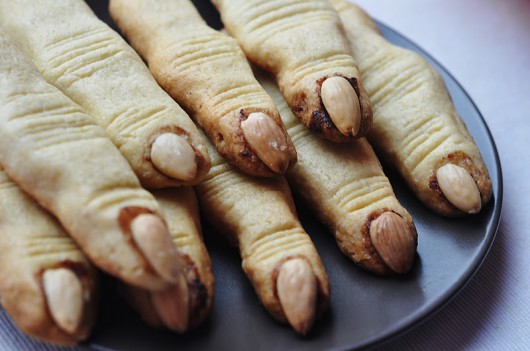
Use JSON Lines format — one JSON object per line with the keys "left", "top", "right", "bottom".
{"left": 0, "top": 165, "right": 98, "bottom": 346}
{"left": 195, "top": 136, "right": 329, "bottom": 335}
{"left": 331, "top": 0, "right": 492, "bottom": 217}
{"left": 110, "top": 0, "right": 297, "bottom": 177}
{"left": 259, "top": 70, "right": 417, "bottom": 275}
{"left": 213, "top": 0, "right": 373, "bottom": 142}
{"left": 0, "top": 0, "right": 211, "bottom": 188}
{"left": 122, "top": 187, "right": 215, "bottom": 332}
{"left": 0, "top": 29, "right": 176, "bottom": 291}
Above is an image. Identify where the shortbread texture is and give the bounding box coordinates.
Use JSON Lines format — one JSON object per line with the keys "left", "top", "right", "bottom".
{"left": 213, "top": 0, "right": 372, "bottom": 142}
{"left": 0, "top": 30, "right": 166, "bottom": 290}
{"left": 0, "top": 0, "right": 210, "bottom": 188}
{"left": 195, "top": 137, "right": 329, "bottom": 323}
{"left": 331, "top": 0, "right": 492, "bottom": 216}
{"left": 259, "top": 72, "right": 417, "bottom": 275}
{"left": 109, "top": 0, "right": 296, "bottom": 177}
{"left": 0, "top": 166, "right": 97, "bottom": 345}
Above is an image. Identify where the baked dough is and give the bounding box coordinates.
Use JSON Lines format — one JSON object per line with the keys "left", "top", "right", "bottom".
{"left": 0, "top": 165, "right": 98, "bottom": 345}
{"left": 154, "top": 187, "right": 214, "bottom": 329}
{"left": 194, "top": 136, "right": 329, "bottom": 333}
{"left": 121, "top": 187, "right": 214, "bottom": 331}
{"left": 331, "top": 0, "right": 492, "bottom": 216}
{"left": 0, "top": 0, "right": 211, "bottom": 188}
{"left": 258, "top": 70, "right": 417, "bottom": 275}
{"left": 212, "top": 0, "right": 372, "bottom": 142}
{"left": 0, "top": 29, "right": 173, "bottom": 291}
{"left": 109, "top": 0, "right": 297, "bottom": 177}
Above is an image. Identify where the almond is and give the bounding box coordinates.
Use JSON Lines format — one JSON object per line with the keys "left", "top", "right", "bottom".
{"left": 320, "top": 76, "right": 361, "bottom": 136}
{"left": 130, "top": 213, "right": 184, "bottom": 285}
{"left": 276, "top": 258, "right": 317, "bottom": 335}
{"left": 151, "top": 133, "right": 197, "bottom": 181}
{"left": 42, "top": 268, "right": 84, "bottom": 334}
{"left": 369, "top": 212, "right": 416, "bottom": 274}
{"left": 151, "top": 275, "right": 190, "bottom": 333}
{"left": 436, "top": 164, "right": 482, "bottom": 214}
{"left": 241, "top": 112, "right": 289, "bottom": 174}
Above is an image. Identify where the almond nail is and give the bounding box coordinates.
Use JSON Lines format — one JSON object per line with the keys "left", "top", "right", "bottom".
{"left": 369, "top": 212, "right": 416, "bottom": 274}
{"left": 276, "top": 258, "right": 317, "bottom": 335}
{"left": 42, "top": 268, "right": 84, "bottom": 334}
{"left": 241, "top": 112, "right": 290, "bottom": 174}
{"left": 436, "top": 164, "right": 482, "bottom": 214}
{"left": 151, "top": 273, "right": 190, "bottom": 333}
{"left": 151, "top": 133, "right": 197, "bottom": 181}
{"left": 321, "top": 76, "right": 361, "bottom": 136}
{"left": 130, "top": 213, "right": 183, "bottom": 284}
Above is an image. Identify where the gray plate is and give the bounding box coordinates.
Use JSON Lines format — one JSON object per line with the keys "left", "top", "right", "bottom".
{"left": 85, "top": 1, "right": 503, "bottom": 350}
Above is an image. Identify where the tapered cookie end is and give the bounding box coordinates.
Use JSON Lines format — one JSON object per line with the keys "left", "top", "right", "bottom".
{"left": 436, "top": 164, "right": 482, "bottom": 214}
{"left": 242, "top": 112, "right": 290, "bottom": 174}
{"left": 151, "top": 274, "right": 190, "bottom": 333}
{"left": 370, "top": 212, "right": 417, "bottom": 274}
{"left": 130, "top": 213, "right": 184, "bottom": 284}
{"left": 321, "top": 76, "right": 361, "bottom": 136}
{"left": 277, "top": 258, "right": 318, "bottom": 335}
{"left": 42, "top": 268, "right": 84, "bottom": 334}
{"left": 151, "top": 133, "right": 198, "bottom": 181}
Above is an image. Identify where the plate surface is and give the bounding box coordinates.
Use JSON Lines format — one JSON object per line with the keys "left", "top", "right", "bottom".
{"left": 85, "top": 1, "right": 502, "bottom": 350}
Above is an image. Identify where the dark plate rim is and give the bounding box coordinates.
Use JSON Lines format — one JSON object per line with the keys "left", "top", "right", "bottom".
{"left": 336, "top": 20, "right": 504, "bottom": 351}
{"left": 82, "top": 10, "right": 504, "bottom": 351}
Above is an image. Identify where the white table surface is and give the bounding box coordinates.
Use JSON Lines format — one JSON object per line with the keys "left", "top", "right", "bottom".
{"left": 1, "top": 1, "right": 529, "bottom": 350}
